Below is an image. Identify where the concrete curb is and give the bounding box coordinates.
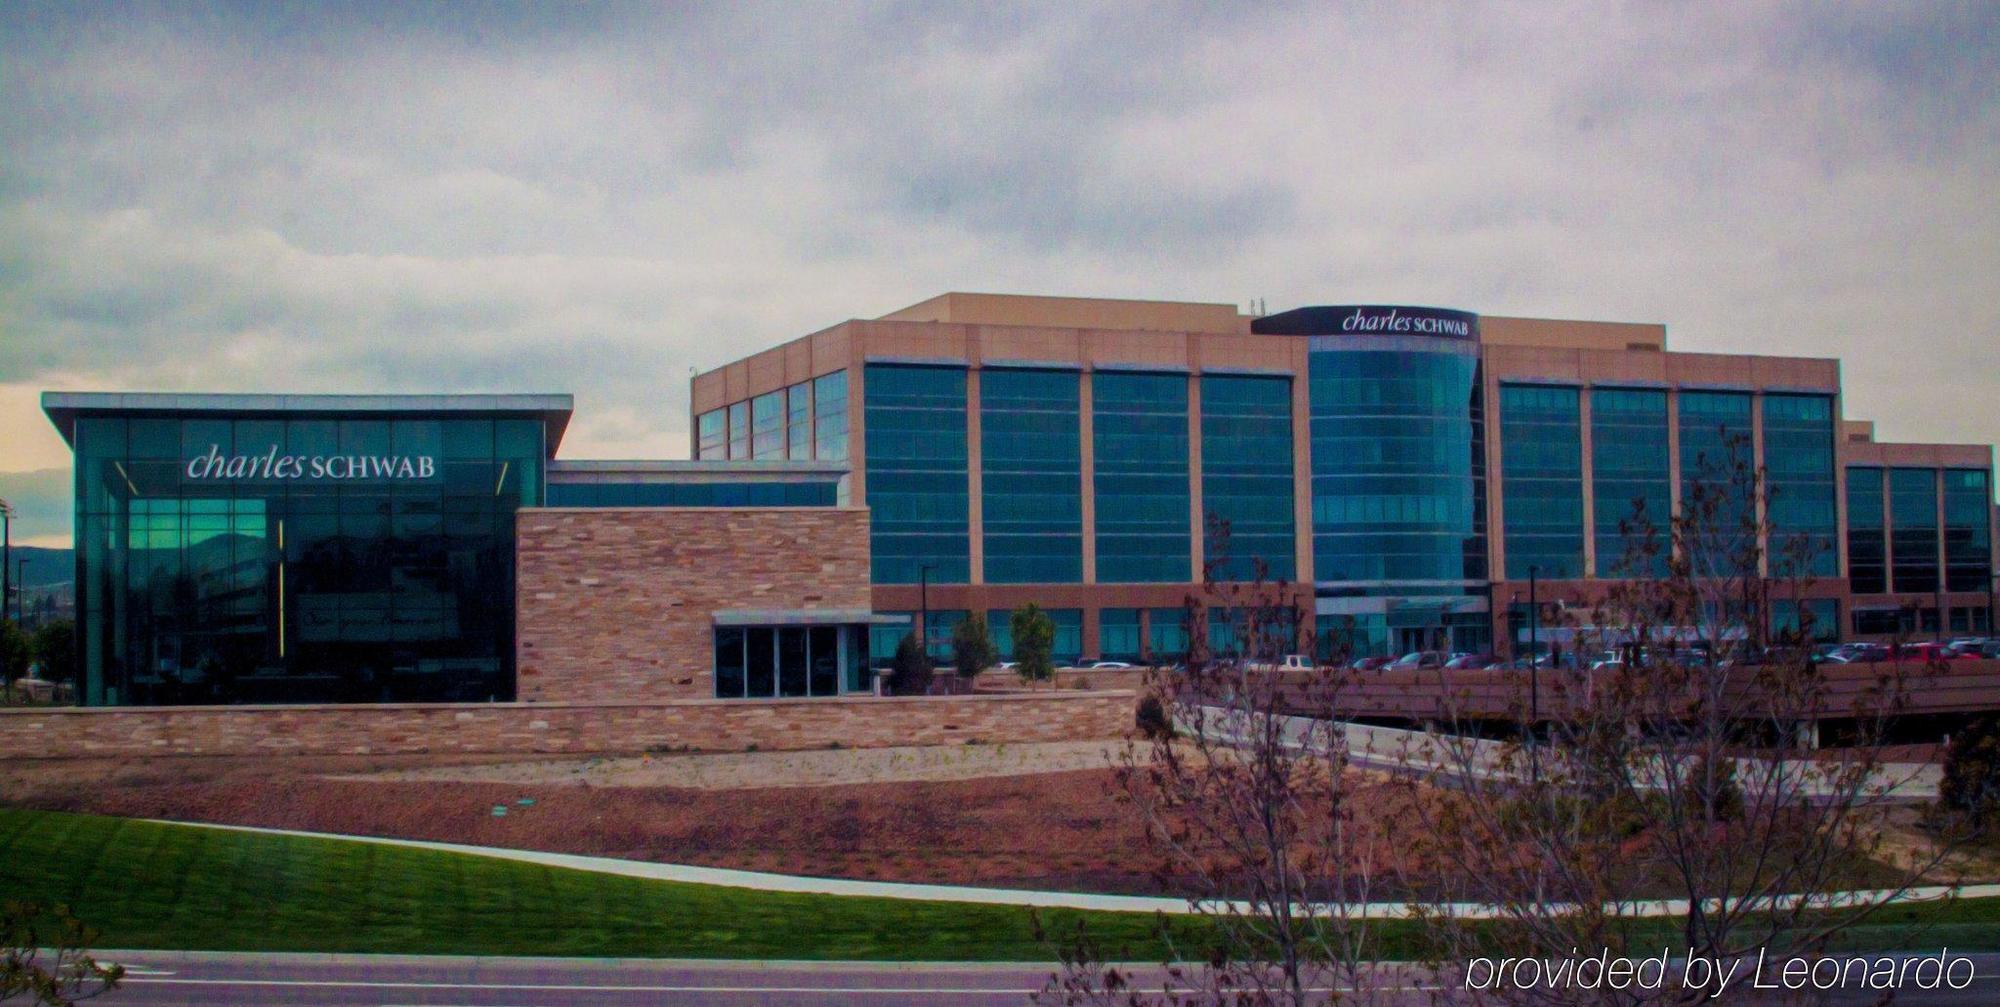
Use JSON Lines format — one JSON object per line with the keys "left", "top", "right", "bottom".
{"left": 144, "top": 817, "right": 2000, "bottom": 919}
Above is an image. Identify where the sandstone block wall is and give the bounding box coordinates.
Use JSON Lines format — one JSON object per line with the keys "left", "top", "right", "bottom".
{"left": 0, "top": 691, "right": 1137, "bottom": 759}
{"left": 515, "top": 507, "right": 872, "bottom": 703}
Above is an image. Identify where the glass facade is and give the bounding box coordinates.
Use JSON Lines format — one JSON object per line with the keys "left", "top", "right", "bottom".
{"left": 1590, "top": 388, "right": 1670, "bottom": 578}
{"left": 1099, "top": 608, "right": 1141, "bottom": 661}
{"left": 1309, "top": 345, "right": 1483, "bottom": 585}
{"left": 1499, "top": 384, "right": 1583, "bottom": 579}
{"left": 694, "top": 369, "right": 849, "bottom": 462}
{"left": 863, "top": 364, "right": 969, "bottom": 584}
{"left": 1890, "top": 468, "right": 1939, "bottom": 593}
{"left": 813, "top": 371, "right": 849, "bottom": 462}
{"left": 1846, "top": 467, "right": 1887, "bottom": 594}
{"left": 1092, "top": 372, "right": 1191, "bottom": 583}
{"left": 72, "top": 412, "right": 543, "bottom": 706}
{"left": 1762, "top": 394, "right": 1839, "bottom": 577}
{"left": 1677, "top": 390, "right": 1754, "bottom": 533}
{"left": 713, "top": 624, "right": 857, "bottom": 698}
{"left": 1199, "top": 374, "right": 1295, "bottom": 581}
{"left": 546, "top": 480, "right": 838, "bottom": 507}
{"left": 980, "top": 369, "right": 1082, "bottom": 583}
{"left": 1943, "top": 468, "right": 1991, "bottom": 592}
{"left": 1147, "top": 607, "right": 1189, "bottom": 661}
{"left": 1771, "top": 598, "right": 1839, "bottom": 643}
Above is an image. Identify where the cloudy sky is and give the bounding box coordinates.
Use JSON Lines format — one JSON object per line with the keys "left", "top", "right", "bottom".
{"left": 2, "top": 1, "right": 1996, "bottom": 547}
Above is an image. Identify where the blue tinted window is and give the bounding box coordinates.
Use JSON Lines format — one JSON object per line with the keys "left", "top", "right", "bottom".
{"left": 1890, "top": 468, "right": 1939, "bottom": 593}
{"left": 1846, "top": 467, "right": 1886, "bottom": 593}
{"left": 864, "top": 364, "right": 969, "bottom": 584}
{"left": 813, "top": 370, "right": 849, "bottom": 461}
{"left": 1099, "top": 608, "right": 1141, "bottom": 661}
{"left": 1309, "top": 348, "right": 1484, "bottom": 586}
{"left": 1944, "top": 468, "right": 1990, "bottom": 592}
{"left": 1093, "top": 372, "right": 1191, "bottom": 583}
{"left": 1147, "top": 607, "right": 1190, "bottom": 661}
{"left": 981, "top": 369, "right": 1082, "bottom": 583}
{"left": 696, "top": 410, "right": 726, "bottom": 460}
{"left": 1677, "top": 391, "right": 1754, "bottom": 534}
{"left": 1200, "top": 374, "right": 1295, "bottom": 581}
{"left": 1500, "top": 384, "right": 1583, "bottom": 579}
{"left": 1591, "top": 388, "right": 1670, "bottom": 577}
{"left": 1762, "top": 394, "right": 1838, "bottom": 577}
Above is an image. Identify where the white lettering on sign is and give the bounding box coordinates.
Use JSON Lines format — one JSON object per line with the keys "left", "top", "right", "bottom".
{"left": 185, "top": 444, "right": 438, "bottom": 481}
{"left": 1339, "top": 307, "right": 1474, "bottom": 338}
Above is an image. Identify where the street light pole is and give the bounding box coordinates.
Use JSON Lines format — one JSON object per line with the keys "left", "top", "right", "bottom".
{"left": 1529, "top": 563, "right": 1541, "bottom": 785}
{"left": 1, "top": 498, "right": 11, "bottom": 627}
{"left": 13, "top": 559, "right": 26, "bottom": 626}
{"left": 919, "top": 563, "right": 933, "bottom": 661}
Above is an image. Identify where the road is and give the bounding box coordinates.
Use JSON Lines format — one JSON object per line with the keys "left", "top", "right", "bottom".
{"left": 77, "top": 950, "right": 2000, "bottom": 1005}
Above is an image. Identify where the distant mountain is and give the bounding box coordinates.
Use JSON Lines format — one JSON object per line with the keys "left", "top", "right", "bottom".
{"left": 6, "top": 546, "right": 72, "bottom": 589}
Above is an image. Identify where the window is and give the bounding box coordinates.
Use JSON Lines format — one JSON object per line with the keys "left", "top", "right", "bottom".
{"left": 813, "top": 370, "right": 849, "bottom": 461}
{"left": 1772, "top": 598, "right": 1838, "bottom": 644}
{"left": 1093, "top": 372, "right": 1190, "bottom": 583}
{"left": 751, "top": 391, "right": 785, "bottom": 460}
{"left": 1309, "top": 347, "right": 1483, "bottom": 585}
{"left": 1943, "top": 468, "right": 1991, "bottom": 592}
{"left": 727, "top": 401, "right": 750, "bottom": 460}
{"left": 1500, "top": 384, "right": 1583, "bottom": 579}
{"left": 696, "top": 410, "right": 726, "bottom": 460}
{"left": 716, "top": 625, "right": 850, "bottom": 698}
{"left": 1890, "top": 468, "right": 1938, "bottom": 593}
{"left": 1847, "top": 467, "right": 1886, "bottom": 594}
{"left": 1147, "top": 607, "right": 1190, "bottom": 661}
{"left": 863, "top": 365, "right": 970, "bottom": 584}
{"left": 1200, "top": 374, "right": 1296, "bottom": 581}
{"left": 1099, "top": 609, "right": 1141, "bottom": 662}
{"left": 982, "top": 369, "right": 1082, "bottom": 583}
{"left": 1762, "top": 394, "right": 1838, "bottom": 577}
{"left": 1678, "top": 390, "right": 1754, "bottom": 535}
{"left": 1591, "top": 388, "right": 1669, "bottom": 577}
{"left": 787, "top": 383, "right": 813, "bottom": 460}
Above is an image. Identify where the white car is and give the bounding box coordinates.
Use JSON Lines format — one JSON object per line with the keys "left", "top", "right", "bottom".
{"left": 1087, "top": 661, "right": 1135, "bottom": 669}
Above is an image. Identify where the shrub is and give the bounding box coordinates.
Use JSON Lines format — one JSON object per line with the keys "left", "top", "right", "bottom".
{"left": 1939, "top": 715, "right": 2000, "bottom": 834}
{"left": 888, "top": 632, "right": 934, "bottom": 696}
{"left": 30, "top": 621, "right": 76, "bottom": 684}
{"left": 1134, "top": 694, "right": 1172, "bottom": 740}
{"left": 1009, "top": 604, "right": 1055, "bottom": 687}
{"left": 950, "top": 613, "right": 998, "bottom": 680}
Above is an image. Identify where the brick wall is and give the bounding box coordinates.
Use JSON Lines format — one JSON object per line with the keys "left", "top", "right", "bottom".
{"left": 515, "top": 507, "right": 872, "bottom": 703}
{"left": 0, "top": 691, "right": 1137, "bottom": 759}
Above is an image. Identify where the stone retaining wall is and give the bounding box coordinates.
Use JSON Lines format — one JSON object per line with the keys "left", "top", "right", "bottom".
{"left": 0, "top": 691, "right": 1137, "bottom": 759}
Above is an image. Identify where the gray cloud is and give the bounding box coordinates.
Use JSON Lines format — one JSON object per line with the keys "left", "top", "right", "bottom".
{"left": 0, "top": 0, "right": 1996, "bottom": 546}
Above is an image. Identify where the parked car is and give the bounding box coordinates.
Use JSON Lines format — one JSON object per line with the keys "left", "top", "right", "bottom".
{"left": 1389, "top": 651, "right": 1448, "bottom": 670}
{"left": 1351, "top": 655, "right": 1394, "bottom": 672}
{"left": 1891, "top": 642, "right": 1973, "bottom": 662}
{"left": 1442, "top": 653, "right": 1498, "bottom": 670}
{"left": 1086, "top": 661, "right": 1134, "bottom": 670}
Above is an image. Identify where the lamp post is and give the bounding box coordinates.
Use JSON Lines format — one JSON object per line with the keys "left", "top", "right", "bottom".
{"left": 919, "top": 563, "right": 933, "bottom": 661}
{"left": 12, "top": 558, "right": 26, "bottom": 626}
{"left": 1528, "top": 563, "right": 1541, "bottom": 785}
{"left": 0, "top": 498, "right": 11, "bottom": 627}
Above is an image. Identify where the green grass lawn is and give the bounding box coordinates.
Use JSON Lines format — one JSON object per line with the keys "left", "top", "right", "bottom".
{"left": 0, "top": 808, "right": 1993, "bottom": 960}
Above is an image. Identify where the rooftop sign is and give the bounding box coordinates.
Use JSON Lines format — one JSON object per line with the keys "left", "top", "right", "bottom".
{"left": 1250, "top": 305, "right": 1480, "bottom": 340}
{"left": 185, "top": 444, "right": 438, "bottom": 482}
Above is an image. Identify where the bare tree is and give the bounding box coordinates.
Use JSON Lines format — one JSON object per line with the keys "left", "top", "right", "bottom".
{"left": 1, "top": 901, "right": 122, "bottom": 1006}
{"left": 1401, "top": 434, "right": 1954, "bottom": 1004}
{"left": 1037, "top": 515, "right": 1396, "bottom": 1006}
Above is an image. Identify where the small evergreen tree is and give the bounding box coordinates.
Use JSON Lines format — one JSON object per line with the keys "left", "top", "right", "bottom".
{"left": 0, "top": 622, "right": 29, "bottom": 683}
{"left": 30, "top": 621, "right": 75, "bottom": 684}
{"left": 950, "top": 612, "right": 998, "bottom": 680}
{"left": 888, "top": 631, "right": 933, "bottom": 696}
{"left": 1939, "top": 715, "right": 2000, "bottom": 836}
{"left": 1010, "top": 604, "right": 1055, "bottom": 688}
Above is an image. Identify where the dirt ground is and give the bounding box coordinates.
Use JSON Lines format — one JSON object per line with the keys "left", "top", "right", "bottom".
{"left": 330, "top": 740, "right": 1131, "bottom": 790}
{"left": 0, "top": 744, "right": 1195, "bottom": 894}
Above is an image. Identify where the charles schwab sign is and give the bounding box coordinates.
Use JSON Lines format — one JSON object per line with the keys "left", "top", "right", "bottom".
{"left": 185, "top": 444, "right": 438, "bottom": 481}
{"left": 1249, "top": 304, "right": 1481, "bottom": 340}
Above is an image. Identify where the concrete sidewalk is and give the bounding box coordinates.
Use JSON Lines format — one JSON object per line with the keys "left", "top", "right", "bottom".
{"left": 146, "top": 817, "right": 2000, "bottom": 920}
